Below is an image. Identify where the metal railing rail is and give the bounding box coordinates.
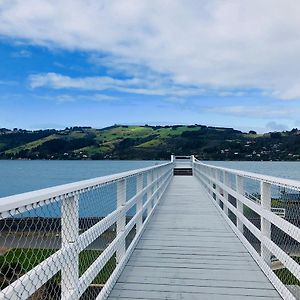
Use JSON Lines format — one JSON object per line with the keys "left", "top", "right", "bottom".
{"left": 194, "top": 160, "right": 300, "bottom": 300}
{"left": 0, "top": 161, "right": 173, "bottom": 300}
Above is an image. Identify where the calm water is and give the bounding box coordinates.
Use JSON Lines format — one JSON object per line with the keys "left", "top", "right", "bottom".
{"left": 206, "top": 161, "right": 300, "bottom": 181}
{"left": 1, "top": 160, "right": 300, "bottom": 198}
{"left": 0, "top": 160, "right": 163, "bottom": 198}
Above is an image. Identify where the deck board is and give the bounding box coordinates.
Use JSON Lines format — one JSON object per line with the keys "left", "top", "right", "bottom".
{"left": 108, "top": 176, "right": 281, "bottom": 299}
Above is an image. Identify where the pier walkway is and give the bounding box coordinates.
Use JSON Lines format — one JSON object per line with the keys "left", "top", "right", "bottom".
{"left": 108, "top": 176, "right": 281, "bottom": 299}
{"left": 0, "top": 155, "right": 299, "bottom": 299}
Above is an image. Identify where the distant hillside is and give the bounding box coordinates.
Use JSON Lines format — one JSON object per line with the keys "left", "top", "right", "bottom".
{"left": 1, "top": 125, "right": 300, "bottom": 160}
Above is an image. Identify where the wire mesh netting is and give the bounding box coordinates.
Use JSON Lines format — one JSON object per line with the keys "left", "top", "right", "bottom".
{"left": 234, "top": 178, "right": 300, "bottom": 295}
{"left": 0, "top": 163, "right": 172, "bottom": 300}
{"left": 0, "top": 199, "right": 61, "bottom": 299}
{"left": 194, "top": 162, "right": 300, "bottom": 299}
{"left": 269, "top": 184, "right": 300, "bottom": 293}
{"left": 79, "top": 252, "right": 117, "bottom": 300}
{"left": 79, "top": 182, "right": 117, "bottom": 233}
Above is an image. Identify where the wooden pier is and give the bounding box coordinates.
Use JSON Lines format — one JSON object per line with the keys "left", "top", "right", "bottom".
{"left": 1, "top": 155, "right": 299, "bottom": 299}
{"left": 108, "top": 176, "right": 281, "bottom": 299}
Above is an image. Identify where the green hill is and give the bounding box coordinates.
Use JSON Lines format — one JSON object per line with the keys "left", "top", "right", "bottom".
{"left": 1, "top": 125, "right": 300, "bottom": 160}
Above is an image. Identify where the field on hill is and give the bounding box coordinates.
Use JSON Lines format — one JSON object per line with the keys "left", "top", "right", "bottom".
{"left": 1, "top": 125, "right": 300, "bottom": 160}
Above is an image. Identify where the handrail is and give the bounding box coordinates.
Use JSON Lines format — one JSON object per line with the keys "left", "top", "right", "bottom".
{"left": 0, "top": 161, "right": 174, "bottom": 300}
{"left": 194, "top": 160, "right": 300, "bottom": 300}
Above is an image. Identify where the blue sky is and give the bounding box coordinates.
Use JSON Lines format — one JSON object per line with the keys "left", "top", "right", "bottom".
{"left": 1, "top": 1, "right": 300, "bottom": 133}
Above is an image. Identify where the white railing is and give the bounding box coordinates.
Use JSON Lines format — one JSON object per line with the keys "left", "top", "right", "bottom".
{"left": 194, "top": 160, "right": 300, "bottom": 300}
{"left": 0, "top": 162, "right": 173, "bottom": 300}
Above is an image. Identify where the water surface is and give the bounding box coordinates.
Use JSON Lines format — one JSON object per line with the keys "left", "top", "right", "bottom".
{"left": 0, "top": 160, "right": 163, "bottom": 197}
{"left": 205, "top": 161, "right": 300, "bottom": 181}
{"left": 1, "top": 160, "right": 300, "bottom": 198}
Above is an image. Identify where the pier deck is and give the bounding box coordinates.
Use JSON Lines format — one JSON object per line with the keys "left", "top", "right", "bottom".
{"left": 108, "top": 176, "right": 281, "bottom": 299}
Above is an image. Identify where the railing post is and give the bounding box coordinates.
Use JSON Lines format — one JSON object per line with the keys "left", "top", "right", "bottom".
{"left": 261, "top": 181, "right": 272, "bottom": 266}
{"left": 158, "top": 167, "right": 164, "bottom": 200}
{"left": 116, "top": 178, "right": 126, "bottom": 264}
{"left": 212, "top": 168, "right": 217, "bottom": 199}
{"left": 146, "top": 170, "right": 153, "bottom": 217}
{"left": 136, "top": 174, "right": 144, "bottom": 232}
{"left": 223, "top": 171, "right": 229, "bottom": 215}
{"left": 236, "top": 175, "right": 244, "bottom": 233}
{"left": 151, "top": 170, "right": 155, "bottom": 207}
{"left": 155, "top": 169, "right": 160, "bottom": 203}
{"left": 217, "top": 169, "right": 222, "bottom": 197}
{"left": 208, "top": 168, "right": 213, "bottom": 197}
{"left": 191, "top": 155, "right": 195, "bottom": 172}
{"left": 61, "top": 193, "right": 79, "bottom": 300}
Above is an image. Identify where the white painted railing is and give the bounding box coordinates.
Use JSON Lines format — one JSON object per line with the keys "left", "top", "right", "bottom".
{"left": 194, "top": 160, "right": 300, "bottom": 300}
{"left": 0, "top": 162, "right": 173, "bottom": 300}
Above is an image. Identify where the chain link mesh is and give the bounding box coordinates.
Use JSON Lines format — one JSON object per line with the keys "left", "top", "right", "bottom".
{"left": 0, "top": 199, "right": 61, "bottom": 299}
{"left": 270, "top": 184, "right": 300, "bottom": 295}
{"left": 195, "top": 161, "right": 300, "bottom": 299}
{"left": 0, "top": 163, "right": 172, "bottom": 300}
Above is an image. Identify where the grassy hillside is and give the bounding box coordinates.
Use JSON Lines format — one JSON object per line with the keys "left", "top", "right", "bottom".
{"left": 1, "top": 125, "right": 300, "bottom": 160}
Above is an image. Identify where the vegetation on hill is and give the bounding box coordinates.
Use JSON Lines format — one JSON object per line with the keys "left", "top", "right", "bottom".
{"left": 1, "top": 125, "right": 300, "bottom": 160}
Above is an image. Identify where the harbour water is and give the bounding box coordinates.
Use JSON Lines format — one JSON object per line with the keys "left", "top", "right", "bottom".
{"left": 1, "top": 160, "right": 300, "bottom": 198}
{"left": 0, "top": 160, "right": 162, "bottom": 198}
{"left": 207, "top": 161, "right": 300, "bottom": 181}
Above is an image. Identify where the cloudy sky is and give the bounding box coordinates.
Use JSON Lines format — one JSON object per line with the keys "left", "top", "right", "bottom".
{"left": 1, "top": 0, "right": 300, "bottom": 132}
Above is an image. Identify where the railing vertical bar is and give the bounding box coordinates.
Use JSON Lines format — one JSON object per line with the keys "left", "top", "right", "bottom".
{"left": 223, "top": 171, "right": 229, "bottom": 215}
{"left": 236, "top": 175, "right": 244, "bottom": 233}
{"left": 116, "top": 178, "right": 126, "bottom": 264}
{"left": 61, "top": 193, "right": 79, "bottom": 300}
{"left": 146, "top": 170, "right": 153, "bottom": 217}
{"left": 136, "top": 174, "right": 143, "bottom": 232}
{"left": 261, "top": 181, "right": 272, "bottom": 266}
{"left": 155, "top": 169, "right": 160, "bottom": 204}
{"left": 217, "top": 169, "right": 223, "bottom": 202}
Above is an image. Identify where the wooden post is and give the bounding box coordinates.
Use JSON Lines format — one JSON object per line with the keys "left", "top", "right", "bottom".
{"left": 223, "top": 171, "right": 229, "bottom": 215}
{"left": 61, "top": 193, "right": 79, "bottom": 299}
{"left": 155, "top": 169, "right": 160, "bottom": 203}
{"left": 116, "top": 179, "right": 126, "bottom": 263}
{"left": 236, "top": 175, "right": 244, "bottom": 233}
{"left": 136, "top": 174, "right": 143, "bottom": 232}
{"left": 261, "top": 181, "right": 272, "bottom": 266}
{"left": 146, "top": 171, "right": 153, "bottom": 217}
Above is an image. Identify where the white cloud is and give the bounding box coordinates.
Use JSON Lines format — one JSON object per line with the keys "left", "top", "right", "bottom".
{"left": 38, "top": 93, "right": 117, "bottom": 103}
{"left": 28, "top": 72, "right": 205, "bottom": 97}
{"left": 28, "top": 72, "right": 250, "bottom": 99}
{"left": 2, "top": 1, "right": 300, "bottom": 99}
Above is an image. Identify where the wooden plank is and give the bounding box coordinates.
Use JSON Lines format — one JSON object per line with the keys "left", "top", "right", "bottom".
{"left": 116, "top": 265, "right": 271, "bottom": 282}
{"left": 112, "top": 282, "right": 280, "bottom": 297}
{"left": 109, "top": 287, "right": 281, "bottom": 299}
{"left": 126, "top": 256, "right": 259, "bottom": 267}
{"left": 130, "top": 251, "right": 254, "bottom": 260}
{"left": 109, "top": 295, "right": 279, "bottom": 300}
{"left": 117, "top": 274, "right": 276, "bottom": 289}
